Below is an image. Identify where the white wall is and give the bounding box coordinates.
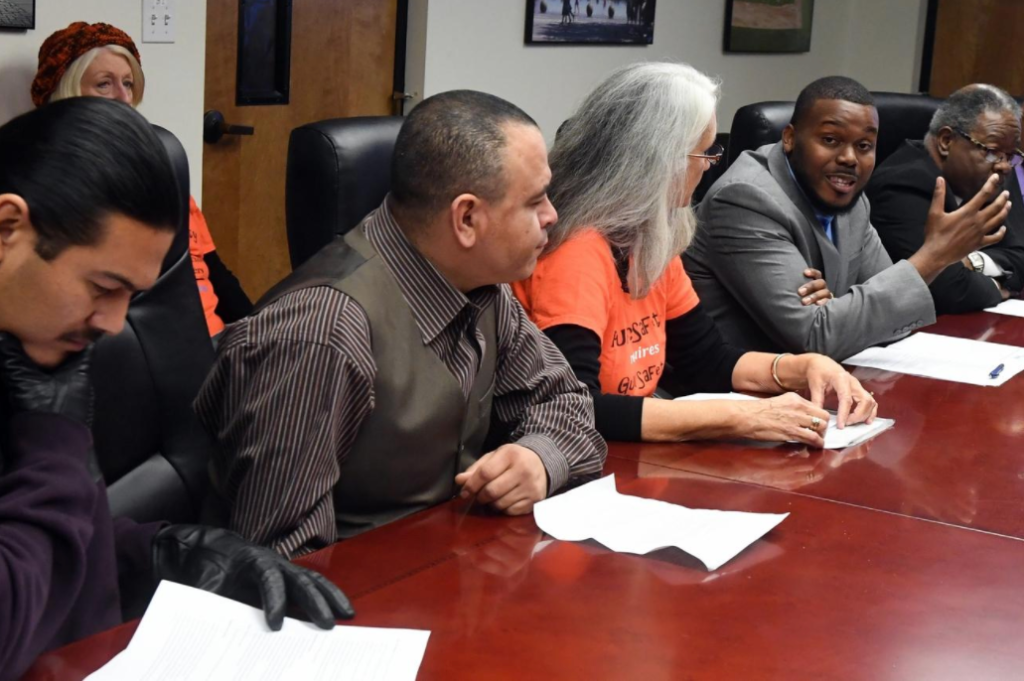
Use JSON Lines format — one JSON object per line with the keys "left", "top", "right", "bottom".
{"left": 407, "top": 0, "right": 928, "bottom": 141}
{"left": 0, "top": 0, "right": 207, "bottom": 202}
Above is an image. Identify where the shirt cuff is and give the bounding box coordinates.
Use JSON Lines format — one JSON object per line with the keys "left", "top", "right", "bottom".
{"left": 976, "top": 251, "right": 1005, "bottom": 278}
{"left": 515, "top": 433, "right": 569, "bottom": 495}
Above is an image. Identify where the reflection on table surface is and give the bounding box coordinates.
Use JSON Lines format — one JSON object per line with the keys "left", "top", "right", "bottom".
{"left": 611, "top": 312, "right": 1024, "bottom": 537}
{"left": 22, "top": 311, "right": 1024, "bottom": 680}
{"left": 23, "top": 457, "right": 1024, "bottom": 681}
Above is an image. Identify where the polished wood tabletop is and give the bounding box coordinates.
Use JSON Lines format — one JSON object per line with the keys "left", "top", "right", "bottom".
{"left": 611, "top": 311, "right": 1024, "bottom": 538}
{"left": 22, "top": 456, "right": 1024, "bottom": 680}
{"left": 21, "top": 311, "right": 1024, "bottom": 680}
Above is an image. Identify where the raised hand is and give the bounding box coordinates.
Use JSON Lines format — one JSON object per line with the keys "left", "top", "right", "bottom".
{"left": 911, "top": 174, "right": 1010, "bottom": 284}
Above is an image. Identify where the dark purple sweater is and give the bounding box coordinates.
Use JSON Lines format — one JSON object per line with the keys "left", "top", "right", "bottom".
{"left": 0, "top": 413, "right": 161, "bottom": 681}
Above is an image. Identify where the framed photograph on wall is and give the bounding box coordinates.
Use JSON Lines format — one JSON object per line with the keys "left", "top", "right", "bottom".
{"left": 525, "top": 0, "right": 656, "bottom": 46}
{"left": 0, "top": 0, "right": 36, "bottom": 30}
{"left": 724, "top": 0, "right": 814, "bottom": 53}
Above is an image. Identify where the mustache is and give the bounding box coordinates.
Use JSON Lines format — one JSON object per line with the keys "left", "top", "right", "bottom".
{"left": 58, "top": 329, "right": 105, "bottom": 346}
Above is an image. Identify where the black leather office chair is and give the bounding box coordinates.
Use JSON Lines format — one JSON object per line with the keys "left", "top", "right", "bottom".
{"left": 285, "top": 116, "right": 404, "bottom": 269}
{"left": 726, "top": 92, "right": 944, "bottom": 167}
{"left": 90, "top": 125, "right": 217, "bottom": 524}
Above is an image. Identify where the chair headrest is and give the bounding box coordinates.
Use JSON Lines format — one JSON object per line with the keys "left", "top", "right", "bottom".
{"left": 726, "top": 93, "right": 945, "bottom": 169}
{"left": 285, "top": 116, "right": 404, "bottom": 269}
{"left": 152, "top": 124, "right": 191, "bottom": 273}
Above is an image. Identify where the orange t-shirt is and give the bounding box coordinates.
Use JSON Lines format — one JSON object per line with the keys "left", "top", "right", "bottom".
{"left": 512, "top": 230, "right": 699, "bottom": 397}
{"left": 188, "top": 196, "right": 225, "bottom": 337}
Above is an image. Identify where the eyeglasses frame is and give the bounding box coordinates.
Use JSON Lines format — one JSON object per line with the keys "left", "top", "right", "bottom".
{"left": 951, "top": 127, "right": 1024, "bottom": 169}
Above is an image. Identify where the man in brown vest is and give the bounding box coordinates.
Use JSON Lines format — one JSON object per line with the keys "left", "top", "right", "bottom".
{"left": 196, "top": 90, "right": 607, "bottom": 557}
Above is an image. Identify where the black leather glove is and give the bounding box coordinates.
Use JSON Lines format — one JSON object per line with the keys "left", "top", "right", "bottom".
{"left": 0, "top": 333, "right": 99, "bottom": 479}
{"left": 152, "top": 524, "right": 355, "bottom": 630}
{"left": 0, "top": 333, "right": 94, "bottom": 426}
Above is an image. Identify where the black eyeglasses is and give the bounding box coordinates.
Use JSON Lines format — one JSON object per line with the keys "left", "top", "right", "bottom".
{"left": 953, "top": 128, "right": 1024, "bottom": 168}
{"left": 688, "top": 143, "right": 725, "bottom": 167}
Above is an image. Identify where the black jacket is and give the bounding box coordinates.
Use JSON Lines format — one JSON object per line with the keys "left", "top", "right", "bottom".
{"left": 866, "top": 140, "right": 1024, "bottom": 313}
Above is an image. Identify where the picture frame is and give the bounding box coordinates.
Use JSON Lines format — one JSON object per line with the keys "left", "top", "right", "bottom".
{"left": 525, "top": 0, "right": 656, "bottom": 46}
{"left": 724, "top": 0, "right": 814, "bottom": 54}
{"left": 0, "top": 0, "right": 36, "bottom": 30}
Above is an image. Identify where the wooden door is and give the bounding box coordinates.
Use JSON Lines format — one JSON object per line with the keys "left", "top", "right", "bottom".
{"left": 927, "top": 0, "right": 1024, "bottom": 98}
{"left": 203, "top": 0, "right": 398, "bottom": 298}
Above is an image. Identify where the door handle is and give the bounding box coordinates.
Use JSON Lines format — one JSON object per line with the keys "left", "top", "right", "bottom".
{"left": 203, "top": 110, "right": 255, "bottom": 144}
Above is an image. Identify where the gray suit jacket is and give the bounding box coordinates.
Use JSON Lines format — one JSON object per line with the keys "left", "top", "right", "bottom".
{"left": 684, "top": 142, "right": 935, "bottom": 361}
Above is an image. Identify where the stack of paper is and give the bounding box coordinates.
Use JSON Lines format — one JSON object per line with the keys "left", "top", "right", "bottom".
{"left": 86, "top": 581, "right": 430, "bottom": 681}
{"left": 842, "top": 332, "right": 1024, "bottom": 386}
{"left": 675, "top": 393, "right": 894, "bottom": 449}
{"left": 533, "top": 474, "right": 788, "bottom": 571}
{"left": 985, "top": 299, "right": 1024, "bottom": 318}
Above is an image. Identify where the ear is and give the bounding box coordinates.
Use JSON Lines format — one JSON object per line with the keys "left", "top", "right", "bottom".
{"left": 935, "top": 127, "right": 955, "bottom": 159}
{"left": 782, "top": 124, "right": 796, "bottom": 154}
{"left": 0, "top": 194, "right": 33, "bottom": 262}
{"left": 449, "top": 193, "right": 486, "bottom": 250}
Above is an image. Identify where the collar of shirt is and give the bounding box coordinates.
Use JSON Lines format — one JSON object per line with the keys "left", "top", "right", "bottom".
{"left": 362, "top": 198, "right": 498, "bottom": 345}
{"left": 785, "top": 157, "right": 837, "bottom": 244}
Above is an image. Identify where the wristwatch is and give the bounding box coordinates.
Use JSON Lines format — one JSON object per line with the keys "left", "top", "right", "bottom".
{"left": 968, "top": 252, "right": 985, "bottom": 273}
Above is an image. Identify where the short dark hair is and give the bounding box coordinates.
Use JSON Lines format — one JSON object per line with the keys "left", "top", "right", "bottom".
{"left": 390, "top": 90, "right": 538, "bottom": 217}
{"left": 791, "top": 76, "right": 874, "bottom": 128}
{"left": 0, "top": 97, "right": 179, "bottom": 260}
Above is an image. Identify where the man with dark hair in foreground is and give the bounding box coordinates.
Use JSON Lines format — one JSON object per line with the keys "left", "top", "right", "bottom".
{"left": 196, "top": 90, "right": 606, "bottom": 558}
{"left": 0, "top": 98, "right": 352, "bottom": 681}
{"left": 685, "top": 75, "right": 1011, "bottom": 360}
{"left": 867, "top": 84, "right": 1024, "bottom": 314}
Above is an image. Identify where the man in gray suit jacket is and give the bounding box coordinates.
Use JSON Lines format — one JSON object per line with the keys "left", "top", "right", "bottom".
{"left": 685, "top": 76, "right": 1011, "bottom": 360}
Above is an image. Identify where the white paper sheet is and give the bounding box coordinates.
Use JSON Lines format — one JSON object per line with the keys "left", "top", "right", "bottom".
{"left": 985, "top": 299, "right": 1024, "bottom": 318}
{"left": 85, "top": 581, "right": 430, "bottom": 681}
{"left": 674, "top": 393, "right": 894, "bottom": 449}
{"left": 533, "top": 475, "right": 788, "bottom": 571}
{"left": 842, "top": 332, "right": 1024, "bottom": 387}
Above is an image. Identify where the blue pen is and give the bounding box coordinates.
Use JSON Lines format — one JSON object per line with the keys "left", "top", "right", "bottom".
{"left": 990, "top": 363, "right": 1005, "bottom": 379}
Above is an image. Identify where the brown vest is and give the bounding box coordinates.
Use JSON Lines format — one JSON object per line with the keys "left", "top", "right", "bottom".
{"left": 258, "top": 226, "right": 497, "bottom": 538}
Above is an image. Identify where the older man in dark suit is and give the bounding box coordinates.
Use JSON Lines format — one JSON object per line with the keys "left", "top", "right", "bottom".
{"left": 866, "top": 84, "right": 1024, "bottom": 313}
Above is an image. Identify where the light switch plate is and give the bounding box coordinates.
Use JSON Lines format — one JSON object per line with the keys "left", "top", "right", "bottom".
{"left": 142, "top": 0, "right": 176, "bottom": 43}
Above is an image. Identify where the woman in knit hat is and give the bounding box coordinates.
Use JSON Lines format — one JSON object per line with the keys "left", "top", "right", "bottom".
{"left": 32, "top": 21, "right": 253, "bottom": 338}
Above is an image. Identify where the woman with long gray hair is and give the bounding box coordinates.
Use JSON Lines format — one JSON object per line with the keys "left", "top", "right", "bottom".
{"left": 513, "top": 62, "right": 877, "bottom": 445}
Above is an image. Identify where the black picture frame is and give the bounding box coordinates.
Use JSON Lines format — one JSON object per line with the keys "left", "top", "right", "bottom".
{"left": 0, "top": 0, "right": 36, "bottom": 30}
{"left": 236, "top": 0, "right": 293, "bottom": 106}
{"left": 723, "top": 0, "right": 814, "bottom": 54}
{"left": 525, "top": 0, "right": 656, "bottom": 46}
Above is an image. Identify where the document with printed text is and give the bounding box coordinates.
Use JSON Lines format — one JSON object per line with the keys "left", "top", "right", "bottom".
{"left": 86, "top": 581, "right": 430, "bottom": 681}
{"left": 842, "top": 332, "right": 1024, "bottom": 387}
{"left": 534, "top": 474, "right": 788, "bottom": 571}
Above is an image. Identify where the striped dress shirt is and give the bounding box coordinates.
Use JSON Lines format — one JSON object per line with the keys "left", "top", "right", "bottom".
{"left": 195, "top": 201, "right": 607, "bottom": 557}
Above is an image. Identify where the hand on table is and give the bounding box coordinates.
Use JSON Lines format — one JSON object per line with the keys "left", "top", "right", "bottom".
{"left": 798, "top": 268, "right": 833, "bottom": 306}
{"left": 732, "top": 392, "right": 830, "bottom": 448}
{"left": 455, "top": 444, "right": 548, "bottom": 515}
{"left": 152, "top": 525, "right": 355, "bottom": 631}
{"left": 800, "top": 354, "right": 877, "bottom": 429}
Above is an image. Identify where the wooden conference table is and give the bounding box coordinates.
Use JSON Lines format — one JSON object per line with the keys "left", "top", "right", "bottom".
{"left": 22, "top": 311, "right": 1024, "bottom": 680}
